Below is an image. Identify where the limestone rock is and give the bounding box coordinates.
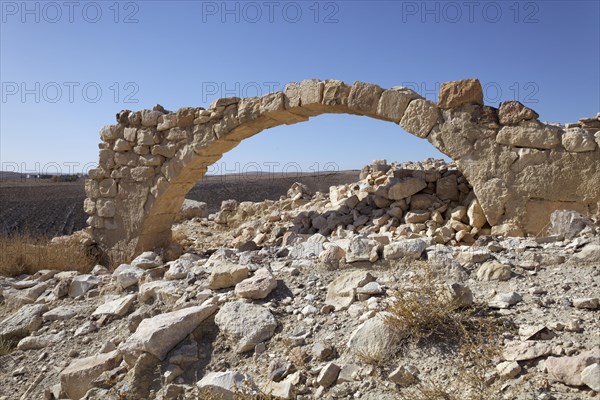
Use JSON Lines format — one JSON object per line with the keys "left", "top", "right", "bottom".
{"left": 178, "top": 199, "right": 208, "bottom": 220}
{"left": 121, "top": 303, "right": 217, "bottom": 360}
{"left": 317, "top": 362, "right": 340, "bottom": 388}
{"left": 574, "top": 240, "right": 600, "bottom": 261}
{"left": 549, "top": 209, "right": 594, "bottom": 239}
{"left": 496, "top": 361, "right": 521, "bottom": 379}
{"left": 389, "top": 365, "right": 418, "bottom": 386}
{"left": 112, "top": 264, "right": 144, "bottom": 289}
{"left": 562, "top": 128, "right": 597, "bottom": 152}
{"left": 387, "top": 178, "right": 427, "bottom": 200}
{"left": 383, "top": 239, "right": 427, "bottom": 260}
{"left": 347, "top": 313, "right": 402, "bottom": 362}
{"left": 496, "top": 125, "right": 561, "bottom": 149}
{"left": 131, "top": 251, "right": 163, "bottom": 270}
{"left": 0, "top": 303, "right": 48, "bottom": 340}
{"left": 197, "top": 371, "right": 256, "bottom": 400}
{"left": 17, "top": 331, "right": 66, "bottom": 351}
{"left": 60, "top": 350, "right": 122, "bottom": 400}
{"left": 573, "top": 297, "right": 599, "bottom": 310}
{"left": 546, "top": 348, "right": 600, "bottom": 387}
{"left": 498, "top": 101, "right": 539, "bottom": 125}
{"left": 214, "top": 301, "right": 277, "bottom": 353}
{"left": 467, "top": 199, "right": 487, "bottom": 229}
{"left": 234, "top": 268, "right": 277, "bottom": 299}
{"left": 437, "top": 78, "right": 484, "bottom": 109}
{"left": 489, "top": 291, "right": 522, "bottom": 308}
{"left": 345, "top": 235, "right": 379, "bottom": 263}
{"left": 503, "top": 341, "right": 552, "bottom": 361}
{"left": 325, "top": 270, "right": 376, "bottom": 310}
{"left": 476, "top": 262, "right": 512, "bottom": 281}
{"left": 399, "top": 99, "right": 440, "bottom": 138}
{"left": 92, "top": 294, "right": 136, "bottom": 317}
{"left": 208, "top": 262, "right": 249, "bottom": 290}
{"left": 377, "top": 86, "right": 421, "bottom": 122}
{"left": 68, "top": 275, "right": 100, "bottom": 298}
{"left": 581, "top": 363, "right": 600, "bottom": 392}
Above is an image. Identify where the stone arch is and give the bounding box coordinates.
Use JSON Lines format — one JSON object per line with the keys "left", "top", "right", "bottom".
{"left": 85, "top": 78, "right": 600, "bottom": 259}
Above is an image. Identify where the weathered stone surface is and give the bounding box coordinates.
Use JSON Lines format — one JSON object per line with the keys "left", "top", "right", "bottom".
{"left": 348, "top": 81, "right": 383, "bottom": 115}
{"left": 92, "top": 294, "right": 136, "bottom": 317}
{"left": 383, "top": 239, "right": 427, "bottom": 260}
{"left": 317, "top": 362, "right": 340, "bottom": 388}
{"left": 60, "top": 350, "right": 122, "bottom": 400}
{"left": 399, "top": 99, "right": 440, "bottom": 138}
{"left": 68, "top": 275, "right": 100, "bottom": 298}
{"left": 325, "top": 270, "right": 376, "bottom": 310}
{"left": 496, "top": 125, "right": 561, "bottom": 149}
{"left": 476, "top": 261, "right": 511, "bottom": 281}
{"left": 121, "top": 303, "right": 217, "bottom": 360}
{"left": 503, "top": 341, "right": 552, "bottom": 361}
{"left": 234, "top": 268, "right": 277, "bottom": 299}
{"left": 197, "top": 371, "right": 256, "bottom": 400}
{"left": 387, "top": 178, "right": 427, "bottom": 200}
{"left": 178, "top": 199, "right": 208, "bottom": 220}
{"left": 438, "top": 78, "right": 483, "bottom": 109}
{"left": 208, "top": 262, "right": 249, "bottom": 290}
{"left": 345, "top": 235, "right": 379, "bottom": 263}
{"left": 498, "top": 101, "right": 539, "bottom": 125}
{"left": 546, "top": 348, "right": 600, "bottom": 387}
{"left": 113, "top": 264, "right": 144, "bottom": 289}
{"left": 467, "top": 198, "right": 487, "bottom": 229}
{"left": 562, "top": 128, "right": 597, "bottom": 152}
{"left": 581, "top": 363, "right": 600, "bottom": 391}
{"left": 347, "top": 313, "right": 402, "bottom": 361}
{"left": 131, "top": 251, "right": 163, "bottom": 269}
{"left": 496, "top": 361, "right": 521, "bottom": 379}
{"left": 377, "top": 87, "right": 420, "bottom": 122}
{"left": 214, "top": 301, "right": 277, "bottom": 353}
{"left": 17, "top": 331, "right": 65, "bottom": 351}
{"left": 549, "top": 209, "right": 594, "bottom": 239}
{"left": 0, "top": 304, "right": 48, "bottom": 340}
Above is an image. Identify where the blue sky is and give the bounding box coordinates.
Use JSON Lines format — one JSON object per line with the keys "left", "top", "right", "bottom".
{"left": 1, "top": 0, "right": 599, "bottom": 175}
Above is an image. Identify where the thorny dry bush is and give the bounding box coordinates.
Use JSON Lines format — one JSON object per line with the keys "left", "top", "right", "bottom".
{"left": 385, "top": 264, "right": 516, "bottom": 400}
{"left": 0, "top": 232, "right": 96, "bottom": 276}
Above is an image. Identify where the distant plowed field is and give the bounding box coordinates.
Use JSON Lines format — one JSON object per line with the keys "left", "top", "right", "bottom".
{"left": 0, "top": 171, "right": 358, "bottom": 238}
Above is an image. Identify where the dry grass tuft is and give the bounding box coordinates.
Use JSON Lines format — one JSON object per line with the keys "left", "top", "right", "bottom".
{"left": 385, "top": 265, "right": 513, "bottom": 400}
{"left": 0, "top": 336, "right": 17, "bottom": 356}
{"left": 0, "top": 232, "right": 96, "bottom": 277}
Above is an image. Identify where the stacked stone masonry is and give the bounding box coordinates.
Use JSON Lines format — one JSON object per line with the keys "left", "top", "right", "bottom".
{"left": 85, "top": 78, "right": 600, "bottom": 259}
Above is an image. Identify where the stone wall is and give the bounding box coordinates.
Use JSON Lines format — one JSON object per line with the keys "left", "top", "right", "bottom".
{"left": 84, "top": 78, "right": 600, "bottom": 259}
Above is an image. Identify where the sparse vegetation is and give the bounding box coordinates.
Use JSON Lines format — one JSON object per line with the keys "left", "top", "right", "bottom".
{"left": 385, "top": 264, "right": 513, "bottom": 400}
{"left": 0, "top": 336, "right": 17, "bottom": 356}
{"left": 0, "top": 232, "right": 95, "bottom": 276}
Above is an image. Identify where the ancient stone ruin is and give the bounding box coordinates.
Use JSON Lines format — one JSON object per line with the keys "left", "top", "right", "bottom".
{"left": 84, "top": 78, "right": 600, "bottom": 259}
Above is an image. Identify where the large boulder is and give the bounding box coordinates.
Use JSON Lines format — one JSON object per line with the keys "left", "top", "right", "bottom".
{"left": 347, "top": 313, "right": 403, "bottom": 362}
{"left": 120, "top": 302, "right": 217, "bottom": 361}
{"left": 214, "top": 302, "right": 277, "bottom": 353}
{"left": 0, "top": 303, "right": 48, "bottom": 340}
{"left": 60, "top": 350, "right": 122, "bottom": 400}
{"left": 546, "top": 348, "right": 600, "bottom": 387}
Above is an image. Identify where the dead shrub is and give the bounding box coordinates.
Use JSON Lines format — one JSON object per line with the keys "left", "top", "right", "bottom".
{"left": 385, "top": 265, "right": 513, "bottom": 400}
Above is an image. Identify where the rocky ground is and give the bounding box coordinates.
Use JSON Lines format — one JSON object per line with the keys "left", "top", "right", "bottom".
{"left": 0, "top": 159, "right": 599, "bottom": 400}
